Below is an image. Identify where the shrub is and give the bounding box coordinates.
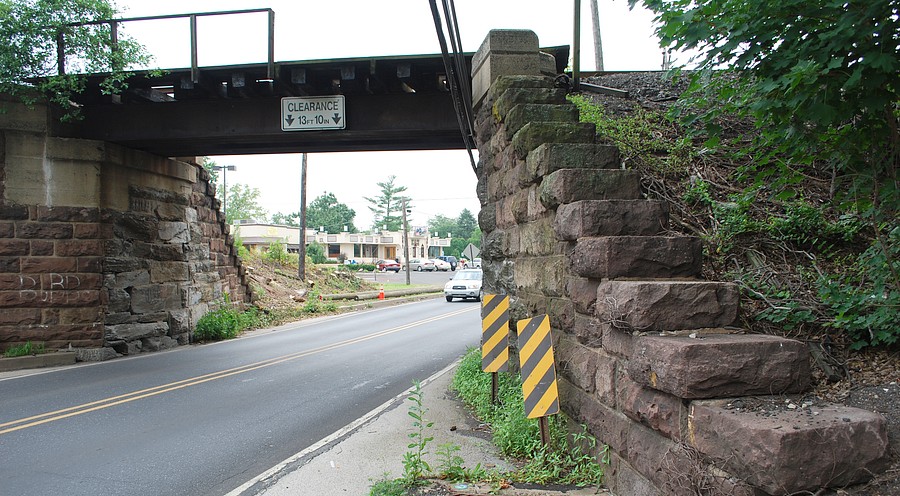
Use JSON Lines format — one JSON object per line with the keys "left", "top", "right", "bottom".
{"left": 263, "top": 238, "right": 290, "bottom": 264}
{"left": 194, "top": 301, "right": 263, "bottom": 342}
{"left": 306, "top": 242, "right": 327, "bottom": 264}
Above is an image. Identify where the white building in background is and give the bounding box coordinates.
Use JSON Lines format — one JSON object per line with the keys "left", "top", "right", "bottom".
{"left": 231, "top": 222, "right": 453, "bottom": 263}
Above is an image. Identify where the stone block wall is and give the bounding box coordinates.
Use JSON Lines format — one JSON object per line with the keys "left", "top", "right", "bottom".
{"left": 471, "top": 30, "right": 890, "bottom": 495}
{"left": 0, "top": 96, "right": 250, "bottom": 357}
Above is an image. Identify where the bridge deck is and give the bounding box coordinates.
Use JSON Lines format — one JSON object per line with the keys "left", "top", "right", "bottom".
{"left": 54, "top": 48, "right": 568, "bottom": 156}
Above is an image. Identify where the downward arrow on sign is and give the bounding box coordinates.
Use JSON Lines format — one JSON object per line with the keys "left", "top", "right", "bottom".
{"left": 285, "top": 114, "right": 295, "bottom": 126}
{"left": 333, "top": 113, "right": 342, "bottom": 125}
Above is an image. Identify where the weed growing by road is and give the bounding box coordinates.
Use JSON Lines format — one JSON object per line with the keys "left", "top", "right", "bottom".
{"left": 403, "top": 381, "right": 433, "bottom": 485}
{"left": 3, "top": 341, "right": 46, "bottom": 358}
{"left": 451, "top": 347, "right": 608, "bottom": 487}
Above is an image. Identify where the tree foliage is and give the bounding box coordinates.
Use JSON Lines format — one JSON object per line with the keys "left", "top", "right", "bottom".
{"left": 224, "top": 183, "right": 267, "bottom": 225}
{"left": 271, "top": 192, "right": 356, "bottom": 233}
{"left": 365, "top": 175, "right": 410, "bottom": 232}
{"left": 0, "top": 0, "right": 152, "bottom": 119}
{"left": 630, "top": 0, "right": 900, "bottom": 348}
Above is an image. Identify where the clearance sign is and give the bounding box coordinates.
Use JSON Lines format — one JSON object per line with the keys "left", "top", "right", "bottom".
{"left": 281, "top": 96, "right": 346, "bottom": 131}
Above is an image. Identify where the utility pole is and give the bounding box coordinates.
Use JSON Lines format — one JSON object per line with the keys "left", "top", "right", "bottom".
{"left": 298, "top": 153, "right": 307, "bottom": 280}
{"left": 573, "top": 0, "right": 581, "bottom": 91}
{"left": 402, "top": 198, "right": 411, "bottom": 286}
{"left": 590, "top": 0, "right": 604, "bottom": 71}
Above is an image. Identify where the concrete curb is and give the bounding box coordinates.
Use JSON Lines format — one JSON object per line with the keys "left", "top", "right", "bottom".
{"left": 0, "top": 351, "right": 77, "bottom": 372}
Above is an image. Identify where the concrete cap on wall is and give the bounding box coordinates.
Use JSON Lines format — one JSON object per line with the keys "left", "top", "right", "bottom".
{"left": 471, "top": 29, "right": 543, "bottom": 110}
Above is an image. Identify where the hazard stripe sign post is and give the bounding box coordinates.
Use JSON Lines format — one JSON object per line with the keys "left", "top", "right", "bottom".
{"left": 481, "top": 294, "right": 509, "bottom": 372}
{"left": 481, "top": 294, "right": 509, "bottom": 404}
{"left": 517, "top": 314, "right": 559, "bottom": 445}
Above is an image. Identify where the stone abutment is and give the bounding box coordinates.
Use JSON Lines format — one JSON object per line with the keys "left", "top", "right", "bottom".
{"left": 471, "top": 30, "right": 890, "bottom": 495}
{"left": 0, "top": 96, "right": 250, "bottom": 359}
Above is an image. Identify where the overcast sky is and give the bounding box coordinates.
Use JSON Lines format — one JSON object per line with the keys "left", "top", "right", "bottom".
{"left": 113, "top": 0, "right": 671, "bottom": 229}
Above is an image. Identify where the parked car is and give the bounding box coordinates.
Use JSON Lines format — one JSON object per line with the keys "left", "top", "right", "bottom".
{"left": 431, "top": 258, "right": 451, "bottom": 271}
{"left": 406, "top": 258, "right": 436, "bottom": 271}
{"left": 375, "top": 259, "right": 400, "bottom": 272}
{"left": 473, "top": 258, "right": 482, "bottom": 269}
{"left": 444, "top": 269, "right": 483, "bottom": 302}
{"left": 437, "top": 255, "right": 458, "bottom": 270}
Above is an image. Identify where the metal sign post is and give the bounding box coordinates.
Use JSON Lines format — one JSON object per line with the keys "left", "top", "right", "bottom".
{"left": 516, "top": 314, "right": 560, "bottom": 446}
{"left": 481, "top": 294, "right": 509, "bottom": 405}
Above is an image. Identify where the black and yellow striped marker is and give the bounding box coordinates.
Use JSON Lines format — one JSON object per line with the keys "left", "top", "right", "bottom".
{"left": 517, "top": 314, "right": 559, "bottom": 420}
{"left": 481, "top": 294, "right": 509, "bottom": 373}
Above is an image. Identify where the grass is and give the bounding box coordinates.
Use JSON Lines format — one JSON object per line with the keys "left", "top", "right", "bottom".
{"left": 368, "top": 348, "right": 608, "bottom": 494}
{"left": 3, "top": 341, "right": 47, "bottom": 358}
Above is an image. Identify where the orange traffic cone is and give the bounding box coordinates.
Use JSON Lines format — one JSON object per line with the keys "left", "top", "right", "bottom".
{"left": 378, "top": 286, "right": 385, "bottom": 300}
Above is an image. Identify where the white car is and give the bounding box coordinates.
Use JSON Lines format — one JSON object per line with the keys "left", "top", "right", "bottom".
{"left": 473, "top": 258, "right": 482, "bottom": 269}
{"left": 431, "top": 258, "right": 452, "bottom": 271}
{"left": 444, "top": 269, "right": 483, "bottom": 302}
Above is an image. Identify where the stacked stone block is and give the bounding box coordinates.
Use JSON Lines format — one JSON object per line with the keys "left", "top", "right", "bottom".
{"left": 471, "top": 30, "right": 889, "bottom": 495}
{"left": 0, "top": 96, "right": 250, "bottom": 357}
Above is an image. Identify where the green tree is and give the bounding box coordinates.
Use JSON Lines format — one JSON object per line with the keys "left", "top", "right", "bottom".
{"left": 456, "top": 209, "right": 477, "bottom": 239}
{"left": 364, "top": 175, "right": 411, "bottom": 231}
{"left": 224, "top": 183, "right": 267, "bottom": 225}
{"left": 271, "top": 192, "right": 357, "bottom": 233}
{"left": 0, "top": 0, "right": 152, "bottom": 120}
{"left": 308, "top": 192, "right": 356, "bottom": 233}
{"left": 427, "top": 214, "right": 457, "bottom": 239}
{"left": 633, "top": 0, "right": 898, "bottom": 220}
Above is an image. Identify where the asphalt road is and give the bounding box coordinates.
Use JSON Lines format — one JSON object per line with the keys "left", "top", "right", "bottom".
{"left": 0, "top": 298, "right": 480, "bottom": 496}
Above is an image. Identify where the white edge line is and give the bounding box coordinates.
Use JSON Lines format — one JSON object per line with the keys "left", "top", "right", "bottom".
{"left": 224, "top": 357, "right": 462, "bottom": 496}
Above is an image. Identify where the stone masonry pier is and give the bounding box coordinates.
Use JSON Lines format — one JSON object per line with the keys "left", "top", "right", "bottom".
{"left": 471, "top": 30, "right": 890, "bottom": 495}
{"left": 0, "top": 95, "right": 250, "bottom": 359}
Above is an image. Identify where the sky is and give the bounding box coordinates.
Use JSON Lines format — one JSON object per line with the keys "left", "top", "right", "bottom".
{"left": 112, "top": 0, "right": 672, "bottom": 230}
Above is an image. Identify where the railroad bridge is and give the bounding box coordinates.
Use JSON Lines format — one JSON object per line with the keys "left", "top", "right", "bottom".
{"left": 0, "top": 17, "right": 888, "bottom": 496}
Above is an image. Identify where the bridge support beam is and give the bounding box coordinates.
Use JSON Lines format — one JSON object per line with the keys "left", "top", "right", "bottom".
{"left": 471, "top": 29, "right": 889, "bottom": 495}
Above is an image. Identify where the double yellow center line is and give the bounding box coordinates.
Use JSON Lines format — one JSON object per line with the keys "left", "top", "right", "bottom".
{"left": 0, "top": 307, "right": 474, "bottom": 436}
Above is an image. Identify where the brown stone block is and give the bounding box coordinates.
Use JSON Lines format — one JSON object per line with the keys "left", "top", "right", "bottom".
{"left": 0, "top": 239, "right": 30, "bottom": 255}
{"left": 629, "top": 334, "right": 811, "bottom": 399}
{"left": 77, "top": 257, "right": 102, "bottom": 273}
{"left": 30, "top": 239, "right": 54, "bottom": 256}
{"left": 605, "top": 452, "right": 663, "bottom": 496}
{"left": 73, "top": 223, "right": 102, "bottom": 239}
{"left": 504, "top": 104, "right": 579, "bottom": 137}
{"left": 20, "top": 256, "right": 77, "bottom": 273}
{"left": 566, "top": 276, "right": 599, "bottom": 315}
{"left": 56, "top": 239, "right": 103, "bottom": 257}
{"left": 59, "top": 307, "right": 102, "bottom": 324}
{"left": 16, "top": 222, "right": 73, "bottom": 239}
{"left": 526, "top": 144, "right": 621, "bottom": 180}
{"left": 0, "top": 222, "right": 14, "bottom": 238}
{"left": 617, "top": 368, "right": 685, "bottom": 441}
{"left": 689, "top": 400, "right": 891, "bottom": 494}
{"left": 512, "top": 122, "right": 596, "bottom": 158}
{"left": 0, "top": 274, "right": 36, "bottom": 290}
{"left": 555, "top": 332, "right": 599, "bottom": 394}
{"left": 0, "top": 257, "right": 20, "bottom": 272}
{"left": 0, "top": 308, "right": 41, "bottom": 325}
{"left": 0, "top": 289, "right": 99, "bottom": 308}
{"left": 41, "top": 273, "right": 101, "bottom": 290}
{"left": 517, "top": 216, "right": 555, "bottom": 256}
{"left": 494, "top": 88, "right": 567, "bottom": 121}
{"left": 149, "top": 261, "right": 190, "bottom": 283}
{"left": 572, "top": 312, "right": 602, "bottom": 348}
{"left": 35, "top": 206, "right": 99, "bottom": 223}
{"left": 601, "top": 323, "right": 635, "bottom": 358}
{"left": 0, "top": 204, "right": 30, "bottom": 220}
{"left": 595, "top": 281, "right": 739, "bottom": 331}
{"left": 554, "top": 200, "right": 669, "bottom": 240}
{"left": 572, "top": 236, "right": 702, "bottom": 279}
{"left": 624, "top": 422, "right": 690, "bottom": 493}
{"left": 540, "top": 169, "right": 642, "bottom": 209}
{"left": 559, "top": 377, "right": 630, "bottom": 455}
